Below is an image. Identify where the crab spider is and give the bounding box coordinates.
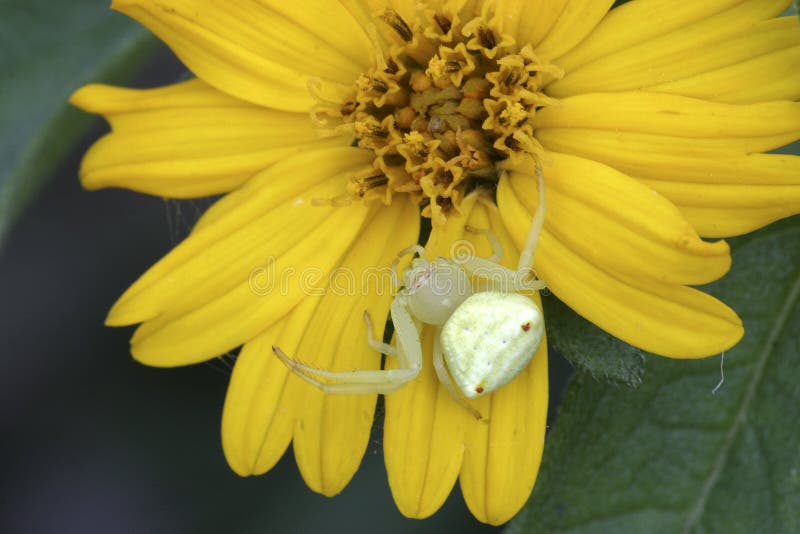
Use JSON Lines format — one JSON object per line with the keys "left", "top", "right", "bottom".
{"left": 273, "top": 166, "right": 546, "bottom": 414}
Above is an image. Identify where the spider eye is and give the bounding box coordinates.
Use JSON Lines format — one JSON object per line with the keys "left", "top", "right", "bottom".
{"left": 407, "top": 269, "right": 432, "bottom": 293}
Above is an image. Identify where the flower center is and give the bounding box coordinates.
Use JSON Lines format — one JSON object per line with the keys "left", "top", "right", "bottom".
{"left": 314, "top": 4, "right": 562, "bottom": 223}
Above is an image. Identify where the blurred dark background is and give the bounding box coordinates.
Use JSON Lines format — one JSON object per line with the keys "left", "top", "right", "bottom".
{"left": 0, "top": 44, "right": 573, "bottom": 533}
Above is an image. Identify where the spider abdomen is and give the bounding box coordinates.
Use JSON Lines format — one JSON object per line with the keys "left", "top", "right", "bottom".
{"left": 440, "top": 292, "right": 544, "bottom": 399}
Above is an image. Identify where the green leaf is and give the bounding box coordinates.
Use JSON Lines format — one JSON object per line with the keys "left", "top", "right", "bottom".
{"left": 510, "top": 216, "right": 800, "bottom": 533}
{"left": 543, "top": 295, "right": 645, "bottom": 388}
{"left": 0, "top": 1, "right": 159, "bottom": 244}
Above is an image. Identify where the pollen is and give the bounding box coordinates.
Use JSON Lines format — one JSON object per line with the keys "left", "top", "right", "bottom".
{"left": 326, "top": 4, "right": 561, "bottom": 224}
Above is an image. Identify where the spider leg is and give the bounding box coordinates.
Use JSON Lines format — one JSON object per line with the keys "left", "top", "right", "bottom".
{"left": 389, "top": 297, "right": 423, "bottom": 376}
{"left": 391, "top": 244, "right": 426, "bottom": 287}
{"left": 363, "top": 310, "right": 396, "bottom": 356}
{"left": 271, "top": 299, "right": 424, "bottom": 395}
{"left": 464, "top": 225, "right": 503, "bottom": 263}
{"left": 273, "top": 346, "right": 417, "bottom": 394}
{"left": 396, "top": 244, "right": 426, "bottom": 259}
{"left": 515, "top": 160, "right": 546, "bottom": 274}
{"left": 459, "top": 255, "right": 545, "bottom": 293}
{"left": 459, "top": 168, "right": 546, "bottom": 294}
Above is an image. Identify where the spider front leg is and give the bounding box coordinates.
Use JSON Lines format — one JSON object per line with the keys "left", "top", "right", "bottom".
{"left": 391, "top": 244, "right": 426, "bottom": 287}
{"left": 515, "top": 160, "right": 546, "bottom": 276}
{"left": 272, "top": 298, "right": 422, "bottom": 394}
{"left": 272, "top": 346, "right": 415, "bottom": 394}
{"left": 388, "top": 295, "right": 424, "bottom": 380}
{"left": 363, "top": 310, "right": 396, "bottom": 356}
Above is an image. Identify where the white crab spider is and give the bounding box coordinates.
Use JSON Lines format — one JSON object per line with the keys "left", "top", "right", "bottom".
{"left": 273, "top": 166, "right": 546, "bottom": 414}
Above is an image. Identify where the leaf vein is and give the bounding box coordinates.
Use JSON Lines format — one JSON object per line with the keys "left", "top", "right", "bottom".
{"left": 680, "top": 258, "right": 800, "bottom": 533}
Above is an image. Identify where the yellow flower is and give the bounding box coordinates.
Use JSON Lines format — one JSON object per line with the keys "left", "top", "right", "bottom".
{"left": 71, "top": 0, "right": 800, "bottom": 525}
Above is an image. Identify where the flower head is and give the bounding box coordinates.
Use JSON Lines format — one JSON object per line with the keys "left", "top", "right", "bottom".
{"left": 72, "top": 0, "right": 800, "bottom": 525}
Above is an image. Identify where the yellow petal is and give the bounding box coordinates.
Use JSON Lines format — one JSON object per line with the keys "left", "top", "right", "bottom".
{"left": 290, "top": 197, "right": 420, "bottom": 496}
{"left": 533, "top": 92, "right": 800, "bottom": 148}
{"left": 71, "top": 79, "right": 348, "bottom": 197}
{"left": 534, "top": 0, "right": 615, "bottom": 61}
{"left": 650, "top": 44, "right": 800, "bottom": 104}
{"left": 498, "top": 0, "right": 569, "bottom": 49}
{"left": 112, "top": 0, "right": 372, "bottom": 111}
{"left": 457, "top": 200, "right": 548, "bottom": 526}
{"left": 222, "top": 297, "right": 319, "bottom": 476}
{"left": 384, "top": 197, "right": 480, "bottom": 519}
{"left": 553, "top": 0, "right": 790, "bottom": 75}
{"left": 337, "top": 0, "right": 372, "bottom": 27}
{"left": 507, "top": 153, "right": 731, "bottom": 285}
{"left": 497, "top": 175, "right": 743, "bottom": 358}
{"left": 547, "top": 0, "right": 791, "bottom": 97}
{"left": 555, "top": 0, "right": 748, "bottom": 73}
{"left": 108, "top": 147, "right": 373, "bottom": 326}
{"left": 536, "top": 128, "right": 800, "bottom": 237}
{"left": 129, "top": 205, "right": 370, "bottom": 366}
{"left": 537, "top": 128, "right": 800, "bottom": 185}
{"left": 537, "top": 127, "right": 800, "bottom": 158}
{"left": 461, "top": 341, "right": 547, "bottom": 525}
{"left": 645, "top": 178, "right": 800, "bottom": 208}
{"left": 672, "top": 205, "right": 800, "bottom": 238}
{"left": 114, "top": 149, "right": 374, "bottom": 366}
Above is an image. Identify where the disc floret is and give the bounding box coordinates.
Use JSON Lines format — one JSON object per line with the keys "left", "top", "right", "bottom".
{"left": 326, "top": 4, "right": 562, "bottom": 224}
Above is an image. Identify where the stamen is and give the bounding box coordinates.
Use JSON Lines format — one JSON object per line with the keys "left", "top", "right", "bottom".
{"left": 350, "top": 173, "right": 390, "bottom": 198}
{"left": 434, "top": 14, "right": 452, "bottom": 35}
{"left": 461, "top": 5, "right": 515, "bottom": 59}
{"left": 478, "top": 27, "right": 496, "bottom": 50}
{"left": 503, "top": 135, "right": 521, "bottom": 152}
{"left": 380, "top": 8, "right": 413, "bottom": 42}
{"left": 371, "top": 78, "right": 389, "bottom": 94}
{"left": 354, "top": 116, "right": 400, "bottom": 152}
{"left": 443, "top": 61, "right": 462, "bottom": 74}
{"left": 434, "top": 169, "right": 454, "bottom": 186}
{"left": 355, "top": 73, "right": 402, "bottom": 108}
{"left": 426, "top": 44, "right": 475, "bottom": 87}
{"left": 355, "top": 120, "right": 389, "bottom": 139}
{"left": 384, "top": 57, "right": 400, "bottom": 75}
{"left": 340, "top": 101, "right": 358, "bottom": 117}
